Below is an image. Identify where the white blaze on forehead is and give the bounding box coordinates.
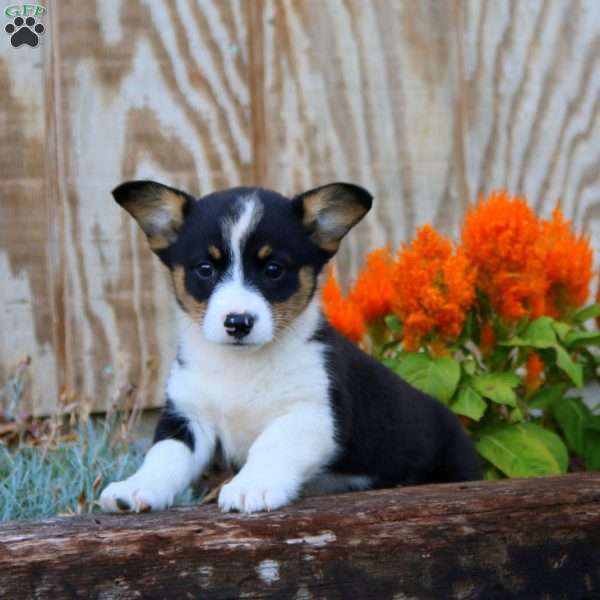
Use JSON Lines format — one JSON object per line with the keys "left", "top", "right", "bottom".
{"left": 224, "top": 194, "right": 263, "bottom": 283}
{"left": 203, "top": 194, "right": 273, "bottom": 346}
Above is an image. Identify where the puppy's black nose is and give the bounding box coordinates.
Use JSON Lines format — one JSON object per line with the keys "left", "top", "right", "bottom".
{"left": 224, "top": 312, "right": 255, "bottom": 339}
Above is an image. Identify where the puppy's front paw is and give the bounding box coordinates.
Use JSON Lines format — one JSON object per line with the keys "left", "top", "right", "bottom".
{"left": 218, "top": 475, "right": 296, "bottom": 513}
{"left": 100, "top": 478, "right": 173, "bottom": 513}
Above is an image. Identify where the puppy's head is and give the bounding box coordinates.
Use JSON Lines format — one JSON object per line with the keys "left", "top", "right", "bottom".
{"left": 113, "top": 180, "right": 372, "bottom": 348}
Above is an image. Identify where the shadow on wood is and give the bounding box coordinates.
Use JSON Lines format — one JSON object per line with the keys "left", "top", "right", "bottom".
{"left": 1, "top": 474, "right": 600, "bottom": 599}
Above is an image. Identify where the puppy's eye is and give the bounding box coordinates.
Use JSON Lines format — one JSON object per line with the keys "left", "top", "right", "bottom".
{"left": 195, "top": 262, "right": 215, "bottom": 279}
{"left": 264, "top": 261, "right": 285, "bottom": 280}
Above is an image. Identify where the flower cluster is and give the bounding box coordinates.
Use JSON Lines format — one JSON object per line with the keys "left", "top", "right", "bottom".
{"left": 538, "top": 208, "right": 594, "bottom": 318}
{"left": 321, "top": 190, "right": 599, "bottom": 480}
{"left": 323, "top": 226, "right": 476, "bottom": 351}
{"left": 321, "top": 273, "right": 366, "bottom": 342}
{"left": 323, "top": 191, "right": 595, "bottom": 348}
{"left": 462, "top": 192, "right": 593, "bottom": 321}
{"left": 322, "top": 248, "right": 396, "bottom": 343}
{"left": 392, "top": 226, "right": 476, "bottom": 351}
{"left": 462, "top": 191, "right": 544, "bottom": 320}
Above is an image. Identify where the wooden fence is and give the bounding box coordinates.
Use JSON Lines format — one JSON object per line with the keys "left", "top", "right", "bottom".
{"left": 1, "top": 0, "right": 600, "bottom": 415}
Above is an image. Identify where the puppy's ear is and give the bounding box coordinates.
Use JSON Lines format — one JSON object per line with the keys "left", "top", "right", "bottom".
{"left": 112, "top": 180, "right": 193, "bottom": 252}
{"left": 293, "top": 182, "right": 373, "bottom": 253}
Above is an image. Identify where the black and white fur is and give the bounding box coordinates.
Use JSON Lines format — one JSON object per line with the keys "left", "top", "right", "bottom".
{"left": 100, "top": 181, "right": 480, "bottom": 514}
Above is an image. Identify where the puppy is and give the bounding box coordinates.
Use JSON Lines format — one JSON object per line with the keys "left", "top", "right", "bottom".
{"left": 100, "top": 181, "right": 480, "bottom": 514}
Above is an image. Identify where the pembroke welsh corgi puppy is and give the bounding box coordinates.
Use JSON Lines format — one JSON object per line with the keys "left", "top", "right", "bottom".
{"left": 100, "top": 181, "right": 480, "bottom": 514}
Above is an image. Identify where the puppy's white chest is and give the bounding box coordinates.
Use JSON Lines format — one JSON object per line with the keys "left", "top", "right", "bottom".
{"left": 167, "top": 340, "right": 330, "bottom": 466}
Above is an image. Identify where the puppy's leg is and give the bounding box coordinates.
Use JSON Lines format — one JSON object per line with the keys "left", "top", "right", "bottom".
{"left": 100, "top": 413, "right": 215, "bottom": 513}
{"left": 218, "top": 406, "right": 336, "bottom": 513}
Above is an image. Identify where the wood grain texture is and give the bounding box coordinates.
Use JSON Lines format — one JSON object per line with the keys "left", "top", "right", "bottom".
{"left": 0, "top": 8, "right": 63, "bottom": 415}
{"left": 260, "top": 0, "right": 465, "bottom": 282}
{"left": 57, "top": 0, "right": 252, "bottom": 413}
{"left": 2, "top": 474, "right": 600, "bottom": 599}
{"left": 460, "top": 0, "right": 600, "bottom": 246}
{"left": 1, "top": 1, "right": 600, "bottom": 414}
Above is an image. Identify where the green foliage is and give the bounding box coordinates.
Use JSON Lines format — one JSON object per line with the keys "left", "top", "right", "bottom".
{"left": 504, "top": 317, "right": 584, "bottom": 386}
{"left": 476, "top": 423, "right": 567, "bottom": 477}
{"left": 385, "top": 353, "right": 460, "bottom": 404}
{"left": 373, "top": 304, "right": 600, "bottom": 479}
{"left": 470, "top": 372, "right": 519, "bottom": 407}
{"left": 528, "top": 383, "right": 567, "bottom": 410}
{"left": 573, "top": 303, "right": 600, "bottom": 324}
{"left": 451, "top": 386, "right": 487, "bottom": 422}
{"left": 504, "top": 316, "right": 558, "bottom": 348}
{"left": 552, "top": 397, "right": 600, "bottom": 470}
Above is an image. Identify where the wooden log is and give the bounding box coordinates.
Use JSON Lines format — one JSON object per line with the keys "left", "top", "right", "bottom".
{"left": 1, "top": 473, "right": 600, "bottom": 599}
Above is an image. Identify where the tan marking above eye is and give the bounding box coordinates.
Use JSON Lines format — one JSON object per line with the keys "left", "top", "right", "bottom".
{"left": 208, "top": 245, "right": 222, "bottom": 261}
{"left": 257, "top": 244, "right": 273, "bottom": 260}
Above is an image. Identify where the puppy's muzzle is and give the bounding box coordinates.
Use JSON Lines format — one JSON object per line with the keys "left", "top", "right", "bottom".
{"left": 224, "top": 312, "right": 255, "bottom": 340}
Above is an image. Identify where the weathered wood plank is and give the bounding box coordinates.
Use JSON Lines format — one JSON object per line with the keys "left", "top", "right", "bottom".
{"left": 0, "top": 8, "right": 63, "bottom": 415}
{"left": 55, "top": 0, "right": 253, "bottom": 413}
{"left": 259, "top": 0, "right": 465, "bottom": 284}
{"left": 460, "top": 0, "right": 600, "bottom": 244}
{"left": 2, "top": 1, "right": 600, "bottom": 416}
{"left": 1, "top": 474, "right": 600, "bottom": 599}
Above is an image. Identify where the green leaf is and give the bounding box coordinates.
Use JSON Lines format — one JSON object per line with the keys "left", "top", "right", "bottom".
{"left": 514, "top": 317, "right": 532, "bottom": 337}
{"left": 564, "top": 330, "right": 600, "bottom": 349}
{"left": 451, "top": 386, "right": 487, "bottom": 422}
{"left": 501, "top": 336, "right": 527, "bottom": 347}
{"left": 584, "top": 433, "right": 600, "bottom": 470}
{"left": 383, "top": 314, "right": 402, "bottom": 333}
{"left": 580, "top": 416, "right": 600, "bottom": 471}
{"left": 584, "top": 416, "right": 600, "bottom": 432}
{"left": 528, "top": 383, "right": 567, "bottom": 410}
{"left": 554, "top": 345, "right": 584, "bottom": 388}
{"left": 391, "top": 352, "right": 461, "bottom": 404}
{"left": 526, "top": 423, "right": 569, "bottom": 473}
{"left": 382, "top": 358, "right": 400, "bottom": 371}
{"left": 552, "top": 396, "right": 590, "bottom": 456}
{"left": 458, "top": 310, "right": 479, "bottom": 345}
{"left": 552, "top": 321, "right": 572, "bottom": 342}
{"left": 482, "top": 464, "right": 503, "bottom": 480}
{"left": 523, "top": 317, "right": 559, "bottom": 348}
{"left": 509, "top": 407, "right": 524, "bottom": 423}
{"left": 573, "top": 303, "right": 600, "bottom": 324}
{"left": 462, "top": 355, "right": 478, "bottom": 376}
{"left": 476, "top": 423, "right": 568, "bottom": 477}
{"left": 470, "top": 372, "right": 520, "bottom": 407}
{"left": 380, "top": 340, "right": 402, "bottom": 354}
{"left": 502, "top": 317, "right": 558, "bottom": 348}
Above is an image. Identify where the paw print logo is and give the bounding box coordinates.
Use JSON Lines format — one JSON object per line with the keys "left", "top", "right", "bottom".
{"left": 5, "top": 16, "right": 45, "bottom": 48}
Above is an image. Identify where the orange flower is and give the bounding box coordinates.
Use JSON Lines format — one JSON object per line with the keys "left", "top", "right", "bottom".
{"left": 525, "top": 352, "right": 544, "bottom": 394}
{"left": 479, "top": 321, "right": 496, "bottom": 356}
{"left": 349, "top": 247, "right": 395, "bottom": 324}
{"left": 392, "top": 225, "right": 476, "bottom": 351}
{"left": 322, "top": 270, "right": 365, "bottom": 342}
{"left": 536, "top": 208, "right": 593, "bottom": 318}
{"left": 462, "top": 191, "right": 546, "bottom": 321}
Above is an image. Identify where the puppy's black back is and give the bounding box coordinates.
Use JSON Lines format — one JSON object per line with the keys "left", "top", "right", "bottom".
{"left": 319, "top": 324, "right": 481, "bottom": 485}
